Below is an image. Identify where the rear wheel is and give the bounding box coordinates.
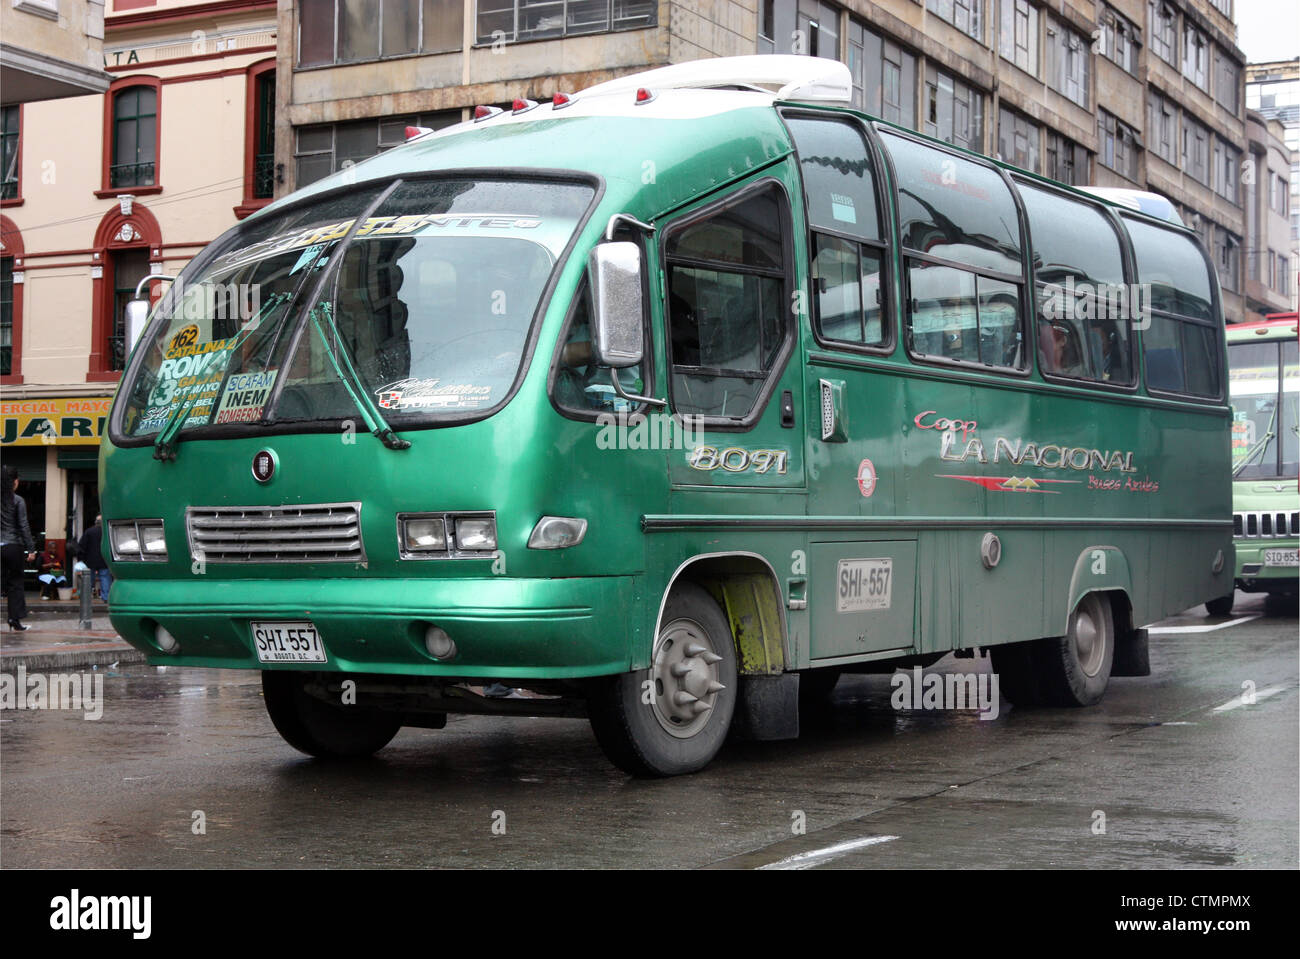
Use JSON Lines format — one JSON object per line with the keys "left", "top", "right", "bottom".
{"left": 1035, "top": 593, "right": 1114, "bottom": 707}
{"left": 1205, "top": 593, "right": 1234, "bottom": 617}
{"left": 588, "top": 583, "right": 738, "bottom": 777}
{"left": 262, "top": 671, "right": 402, "bottom": 758}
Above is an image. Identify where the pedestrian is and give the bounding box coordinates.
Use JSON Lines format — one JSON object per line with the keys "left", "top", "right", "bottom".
{"left": 78, "top": 514, "right": 112, "bottom": 603}
{"left": 1, "top": 464, "right": 37, "bottom": 631}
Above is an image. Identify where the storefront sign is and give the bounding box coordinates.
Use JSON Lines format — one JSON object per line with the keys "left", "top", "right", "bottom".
{"left": 1, "top": 398, "right": 112, "bottom": 446}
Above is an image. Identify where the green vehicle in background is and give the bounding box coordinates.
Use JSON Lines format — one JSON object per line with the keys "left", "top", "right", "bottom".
{"left": 1208, "top": 314, "right": 1299, "bottom": 615}
{"left": 102, "top": 56, "right": 1233, "bottom": 776}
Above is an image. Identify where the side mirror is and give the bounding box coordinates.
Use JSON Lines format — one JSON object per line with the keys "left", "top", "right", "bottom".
{"left": 588, "top": 241, "right": 644, "bottom": 369}
{"left": 125, "top": 299, "right": 151, "bottom": 349}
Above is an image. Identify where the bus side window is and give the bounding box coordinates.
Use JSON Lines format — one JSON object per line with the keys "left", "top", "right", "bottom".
{"left": 880, "top": 131, "right": 1027, "bottom": 371}
{"left": 784, "top": 114, "right": 888, "bottom": 350}
{"left": 663, "top": 183, "right": 790, "bottom": 420}
{"left": 1124, "top": 217, "right": 1220, "bottom": 398}
{"left": 1017, "top": 181, "right": 1133, "bottom": 385}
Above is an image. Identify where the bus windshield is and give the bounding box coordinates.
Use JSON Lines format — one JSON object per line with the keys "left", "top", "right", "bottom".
{"left": 1229, "top": 338, "right": 1300, "bottom": 479}
{"left": 117, "top": 177, "right": 594, "bottom": 438}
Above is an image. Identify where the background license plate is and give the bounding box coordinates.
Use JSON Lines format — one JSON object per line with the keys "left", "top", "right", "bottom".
{"left": 251, "top": 621, "right": 327, "bottom": 663}
{"left": 1263, "top": 549, "right": 1299, "bottom": 567}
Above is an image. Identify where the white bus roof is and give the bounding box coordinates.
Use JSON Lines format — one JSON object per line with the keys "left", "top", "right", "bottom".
{"left": 578, "top": 55, "right": 853, "bottom": 104}
{"left": 1077, "top": 188, "right": 1185, "bottom": 225}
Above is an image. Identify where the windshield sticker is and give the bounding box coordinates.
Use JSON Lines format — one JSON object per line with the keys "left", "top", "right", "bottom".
{"left": 290, "top": 244, "right": 327, "bottom": 275}
{"left": 830, "top": 192, "right": 857, "bottom": 224}
{"left": 213, "top": 370, "right": 278, "bottom": 425}
{"left": 375, "top": 378, "right": 493, "bottom": 411}
{"left": 168, "top": 324, "right": 201, "bottom": 352}
{"left": 215, "top": 214, "right": 545, "bottom": 273}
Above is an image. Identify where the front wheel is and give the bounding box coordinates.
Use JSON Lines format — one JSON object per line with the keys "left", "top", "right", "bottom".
{"left": 587, "top": 583, "right": 738, "bottom": 777}
{"left": 262, "top": 671, "right": 402, "bottom": 758}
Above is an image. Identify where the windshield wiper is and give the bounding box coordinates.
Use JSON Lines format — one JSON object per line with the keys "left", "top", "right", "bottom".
{"left": 306, "top": 300, "right": 410, "bottom": 450}
{"left": 1232, "top": 403, "right": 1279, "bottom": 477}
{"left": 152, "top": 292, "right": 290, "bottom": 460}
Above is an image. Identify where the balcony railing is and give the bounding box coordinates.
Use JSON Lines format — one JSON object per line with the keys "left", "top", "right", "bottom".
{"left": 110, "top": 162, "right": 156, "bottom": 189}
{"left": 253, "top": 153, "right": 274, "bottom": 199}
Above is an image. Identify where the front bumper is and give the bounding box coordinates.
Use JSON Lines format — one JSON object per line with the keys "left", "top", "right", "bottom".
{"left": 109, "top": 575, "right": 638, "bottom": 678}
{"left": 1233, "top": 540, "right": 1299, "bottom": 591}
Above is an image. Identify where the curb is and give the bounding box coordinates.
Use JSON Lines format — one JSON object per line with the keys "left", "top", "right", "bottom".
{"left": 1, "top": 646, "right": 148, "bottom": 670}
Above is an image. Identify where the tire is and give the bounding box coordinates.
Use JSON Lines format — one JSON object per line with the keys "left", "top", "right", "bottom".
{"left": 989, "top": 640, "right": 1043, "bottom": 707}
{"left": 262, "top": 671, "right": 402, "bottom": 758}
{"left": 1035, "top": 592, "right": 1114, "bottom": 707}
{"left": 587, "top": 582, "right": 738, "bottom": 777}
{"left": 1205, "top": 593, "right": 1234, "bottom": 617}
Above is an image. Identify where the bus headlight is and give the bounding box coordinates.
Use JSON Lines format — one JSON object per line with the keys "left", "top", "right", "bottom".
{"left": 528, "top": 516, "right": 588, "bottom": 549}
{"left": 454, "top": 516, "right": 497, "bottom": 551}
{"left": 110, "top": 520, "right": 168, "bottom": 562}
{"left": 399, "top": 516, "right": 447, "bottom": 553}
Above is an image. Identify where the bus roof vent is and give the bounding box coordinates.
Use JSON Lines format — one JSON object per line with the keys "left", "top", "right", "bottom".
{"left": 578, "top": 55, "right": 853, "bottom": 104}
{"left": 1077, "top": 187, "right": 1184, "bottom": 226}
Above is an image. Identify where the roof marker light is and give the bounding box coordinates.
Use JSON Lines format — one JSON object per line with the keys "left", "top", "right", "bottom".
{"left": 552, "top": 91, "right": 574, "bottom": 109}
{"left": 635, "top": 87, "right": 655, "bottom": 104}
{"left": 474, "top": 105, "right": 503, "bottom": 122}
{"left": 404, "top": 125, "right": 433, "bottom": 140}
{"left": 512, "top": 97, "right": 539, "bottom": 114}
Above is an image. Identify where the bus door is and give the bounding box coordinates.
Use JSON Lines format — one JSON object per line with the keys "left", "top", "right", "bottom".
{"left": 660, "top": 180, "right": 806, "bottom": 496}
{"left": 787, "top": 113, "right": 918, "bottom": 660}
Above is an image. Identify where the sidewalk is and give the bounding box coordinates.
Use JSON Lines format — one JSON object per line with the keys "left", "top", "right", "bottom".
{"left": 1, "top": 593, "right": 145, "bottom": 670}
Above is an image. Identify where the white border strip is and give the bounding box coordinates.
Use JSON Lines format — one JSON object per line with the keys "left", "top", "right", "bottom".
{"left": 757, "top": 835, "right": 899, "bottom": 870}
{"left": 1211, "top": 685, "right": 1288, "bottom": 713}
{"left": 1147, "top": 615, "right": 1259, "bottom": 634}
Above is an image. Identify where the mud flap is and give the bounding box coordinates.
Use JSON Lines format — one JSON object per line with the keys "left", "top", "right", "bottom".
{"left": 1112, "top": 627, "right": 1151, "bottom": 677}
{"left": 732, "top": 673, "right": 800, "bottom": 741}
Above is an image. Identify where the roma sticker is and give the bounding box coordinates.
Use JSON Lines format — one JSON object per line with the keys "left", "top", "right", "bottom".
{"left": 857, "top": 458, "right": 877, "bottom": 498}
{"left": 168, "top": 324, "right": 200, "bottom": 352}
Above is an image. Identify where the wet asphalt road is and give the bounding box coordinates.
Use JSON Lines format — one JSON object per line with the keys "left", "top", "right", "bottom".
{"left": 2, "top": 591, "right": 1296, "bottom": 869}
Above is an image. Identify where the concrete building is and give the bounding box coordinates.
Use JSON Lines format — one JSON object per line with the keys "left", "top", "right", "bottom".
{"left": 1, "top": 0, "right": 112, "bottom": 106}
{"left": 1, "top": 0, "right": 276, "bottom": 561}
{"left": 1247, "top": 57, "right": 1299, "bottom": 312}
{"left": 274, "top": 0, "right": 1251, "bottom": 322}
{"left": 1243, "top": 109, "right": 1293, "bottom": 320}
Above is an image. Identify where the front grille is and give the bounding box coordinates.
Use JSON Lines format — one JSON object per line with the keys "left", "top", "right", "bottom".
{"left": 1233, "top": 510, "right": 1300, "bottom": 539}
{"left": 187, "top": 503, "right": 364, "bottom": 564}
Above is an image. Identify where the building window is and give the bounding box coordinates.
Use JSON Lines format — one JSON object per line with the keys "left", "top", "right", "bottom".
{"left": 847, "top": 17, "right": 917, "bottom": 127}
{"left": 1, "top": 106, "right": 19, "bottom": 202}
{"left": 997, "top": 105, "right": 1039, "bottom": 173}
{"left": 1214, "top": 48, "right": 1240, "bottom": 113}
{"left": 475, "top": 0, "right": 657, "bottom": 46}
{"left": 1148, "top": 0, "right": 1177, "bottom": 67}
{"left": 1098, "top": 6, "right": 1138, "bottom": 75}
{"left": 294, "top": 112, "right": 461, "bottom": 188}
{"left": 1181, "top": 113, "right": 1210, "bottom": 185}
{"left": 926, "top": 0, "right": 983, "bottom": 42}
{"left": 108, "top": 248, "right": 150, "bottom": 372}
{"left": 1271, "top": 174, "right": 1290, "bottom": 216}
{"left": 1182, "top": 22, "right": 1208, "bottom": 90}
{"left": 1209, "top": 0, "right": 1232, "bottom": 19}
{"left": 998, "top": 0, "right": 1038, "bottom": 75}
{"left": 924, "top": 65, "right": 984, "bottom": 152}
{"left": 253, "top": 70, "right": 275, "bottom": 199}
{"left": 1098, "top": 109, "right": 1139, "bottom": 181}
{"left": 1214, "top": 228, "right": 1239, "bottom": 292}
{"left": 1, "top": 254, "right": 12, "bottom": 376}
{"left": 300, "top": 0, "right": 465, "bottom": 66}
{"left": 1212, "top": 138, "right": 1240, "bottom": 205}
{"left": 110, "top": 85, "right": 157, "bottom": 189}
{"left": 1045, "top": 130, "right": 1089, "bottom": 185}
{"left": 1147, "top": 88, "right": 1178, "bottom": 165}
{"left": 1045, "top": 15, "right": 1090, "bottom": 108}
{"left": 1279, "top": 254, "right": 1292, "bottom": 297}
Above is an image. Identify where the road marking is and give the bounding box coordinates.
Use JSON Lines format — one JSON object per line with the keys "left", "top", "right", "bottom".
{"left": 1211, "top": 685, "right": 1288, "bottom": 714}
{"left": 1146, "top": 615, "right": 1259, "bottom": 634}
{"left": 757, "top": 835, "right": 899, "bottom": 870}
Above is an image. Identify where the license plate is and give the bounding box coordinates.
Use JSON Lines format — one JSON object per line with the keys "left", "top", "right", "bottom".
{"left": 1264, "top": 549, "right": 1299, "bottom": 567}
{"left": 251, "top": 621, "right": 327, "bottom": 663}
{"left": 836, "top": 558, "right": 893, "bottom": 612}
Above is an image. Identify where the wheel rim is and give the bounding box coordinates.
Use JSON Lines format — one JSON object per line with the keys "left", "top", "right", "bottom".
{"left": 1072, "top": 598, "right": 1107, "bottom": 678}
{"left": 650, "top": 616, "right": 726, "bottom": 739}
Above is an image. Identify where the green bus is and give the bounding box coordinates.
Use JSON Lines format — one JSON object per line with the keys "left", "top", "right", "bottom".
{"left": 102, "top": 56, "right": 1232, "bottom": 776}
{"left": 1207, "top": 313, "right": 1298, "bottom": 615}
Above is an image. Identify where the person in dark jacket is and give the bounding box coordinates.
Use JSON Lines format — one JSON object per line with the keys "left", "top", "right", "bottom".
{"left": 1, "top": 465, "right": 37, "bottom": 630}
{"left": 78, "top": 515, "right": 112, "bottom": 603}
